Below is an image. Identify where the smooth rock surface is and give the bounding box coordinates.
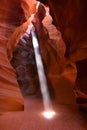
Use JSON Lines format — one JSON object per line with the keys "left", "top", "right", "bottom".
{"left": 0, "top": 0, "right": 26, "bottom": 112}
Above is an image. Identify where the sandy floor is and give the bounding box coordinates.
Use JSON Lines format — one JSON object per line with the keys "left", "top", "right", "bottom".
{"left": 0, "top": 96, "right": 87, "bottom": 130}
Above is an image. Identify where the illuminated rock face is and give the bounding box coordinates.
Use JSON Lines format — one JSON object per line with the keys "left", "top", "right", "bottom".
{"left": 11, "top": 2, "right": 76, "bottom": 104}
{"left": 0, "top": 0, "right": 26, "bottom": 112}
{"left": 0, "top": 0, "right": 86, "bottom": 110}
{"left": 0, "top": 45, "right": 24, "bottom": 112}
{"left": 34, "top": 9, "right": 76, "bottom": 104}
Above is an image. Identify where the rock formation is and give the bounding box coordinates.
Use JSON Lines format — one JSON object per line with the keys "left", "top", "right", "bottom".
{"left": 11, "top": 2, "right": 77, "bottom": 104}
{"left": 0, "top": 0, "right": 26, "bottom": 112}
{"left": 0, "top": 0, "right": 87, "bottom": 112}
{"left": 44, "top": 0, "right": 87, "bottom": 106}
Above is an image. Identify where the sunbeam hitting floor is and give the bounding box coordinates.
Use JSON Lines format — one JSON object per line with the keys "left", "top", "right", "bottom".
{"left": 0, "top": 96, "right": 87, "bottom": 130}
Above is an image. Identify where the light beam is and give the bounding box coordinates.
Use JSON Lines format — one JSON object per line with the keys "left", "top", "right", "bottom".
{"left": 42, "top": 111, "right": 56, "bottom": 119}
{"left": 23, "top": 1, "right": 56, "bottom": 119}
{"left": 31, "top": 28, "right": 56, "bottom": 119}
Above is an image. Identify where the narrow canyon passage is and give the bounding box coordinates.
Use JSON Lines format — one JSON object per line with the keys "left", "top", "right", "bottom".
{"left": 0, "top": 96, "right": 87, "bottom": 130}
{"left": 0, "top": 0, "right": 87, "bottom": 129}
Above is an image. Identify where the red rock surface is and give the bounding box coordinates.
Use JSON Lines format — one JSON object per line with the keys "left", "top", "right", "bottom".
{"left": 31, "top": 3, "right": 77, "bottom": 104}
{"left": 45, "top": 0, "right": 87, "bottom": 61}
{"left": 0, "top": 0, "right": 26, "bottom": 112}
{"left": 0, "top": 0, "right": 87, "bottom": 113}
{"left": 41, "top": 0, "right": 87, "bottom": 105}
{"left": 10, "top": 2, "right": 77, "bottom": 105}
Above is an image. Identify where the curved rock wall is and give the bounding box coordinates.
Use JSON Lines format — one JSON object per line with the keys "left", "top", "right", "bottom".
{"left": 0, "top": 0, "right": 86, "bottom": 112}
{"left": 44, "top": 0, "right": 87, "bottom": 62}
{"left": 0, "top": 0, "right": 26, "bottom": 112}
{"left": 11, "top": 2, "right": 77, "bottom": 105}
{"left": 41, "top": 0, "right": 87, "bottom": 106}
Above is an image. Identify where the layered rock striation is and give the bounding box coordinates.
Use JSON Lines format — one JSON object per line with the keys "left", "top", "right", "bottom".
{"left": 0, "top": 0, "right": 26, "bottom": 112}
{"left": 0, "top": 0, "right": 87, "bottom": 112}
{"left": 11, "top": 2, "right": 77, "bottom": 104}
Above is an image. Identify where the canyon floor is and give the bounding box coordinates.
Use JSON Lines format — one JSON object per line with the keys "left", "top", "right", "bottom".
{"left": 0, "top": 96, "right": 87, "bottom": 130}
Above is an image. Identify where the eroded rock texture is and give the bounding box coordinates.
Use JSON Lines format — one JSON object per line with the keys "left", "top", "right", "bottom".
{"left": 11, "top": 2, "right": 77, "bottom": 105}
{"left": 0, "top": 0, "right": 26, "bottom": 112}
{"left": 11, "top": 33, "right": 38, "bottom": 95}
{"left": 44, "top": 0, "right": 87, "bottom": 61}
{"left": 0, "top": 0, "right": 87, "bottom": 112}
{"left": 44, "top": 0, "right": 87, "bottom": 105}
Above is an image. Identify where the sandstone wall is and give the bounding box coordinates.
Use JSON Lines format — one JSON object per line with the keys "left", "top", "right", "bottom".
{"left": 0, "top": 0, "right": 26, "bottom": 112}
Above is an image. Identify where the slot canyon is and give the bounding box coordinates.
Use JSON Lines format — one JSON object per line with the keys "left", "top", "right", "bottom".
{"left": 0, "top": 0, "right": 87, "bottom": 130}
